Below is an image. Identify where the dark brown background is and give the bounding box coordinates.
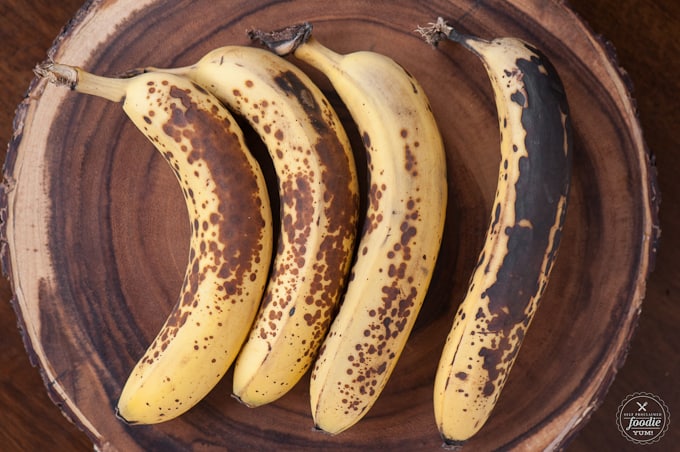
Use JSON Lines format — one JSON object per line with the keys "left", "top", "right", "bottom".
{"left": 0, "top": 0, "right": 677, "bottom": 450}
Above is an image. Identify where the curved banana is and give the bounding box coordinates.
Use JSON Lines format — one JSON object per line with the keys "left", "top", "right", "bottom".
{"left": 418, "top": 18, "right": 573, "bottom": 444}
{"left": 142, "top": 45, "right": 359, "bottom": 407}
{"left": 251, "top": 23, "right": 448, "bottom": 434}
{"left": 36, "top": 63, "right": 273, "bottom": 424}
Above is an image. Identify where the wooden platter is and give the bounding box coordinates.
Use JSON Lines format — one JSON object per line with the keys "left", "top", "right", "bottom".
{"left": 1, "top": 0, "right": 659, "bottom": 450}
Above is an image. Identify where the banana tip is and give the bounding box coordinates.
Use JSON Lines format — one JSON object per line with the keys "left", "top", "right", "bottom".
{"left": 311, "top": 424, "right": 335, "bottom": 435}
{"left": 248, "top": 22, "right": 313, "bottom": 56}
{"left": 230, "top": 392, "right": 253, "bottom": 407}
{"left": 441, "top": 437, "right": 466, "bottom": 450}
{"left": 415, "top": 17, "right": 453, "bottom": 47}
{"left": 33, "top": 60, "right": 78, "bottom": 88}
{"left": 415, "top": 17, "right": 473, "bottom": 48}
{"left": 114, "top": 407, "right": 137, "bottom": 426}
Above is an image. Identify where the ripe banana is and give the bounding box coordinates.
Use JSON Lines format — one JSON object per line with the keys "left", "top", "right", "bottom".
{"left": 251, "top": 23, "right": 448, "bottom": 434}
{"left": 417, "top": 18, "right": 573, "bottom": 444}
{"left": 140, "top": 45, "right": 359, "bottom": 407}
{"left": 35, "top": 62, "right": 273, "bottom": 424}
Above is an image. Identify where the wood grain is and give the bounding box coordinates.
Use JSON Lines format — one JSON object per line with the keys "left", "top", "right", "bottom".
{"left": 0, "top": 2, "right": 94, "bottom": 451}
{"left": 0, "top": 0, "right": 671, "bottom": 451}
{"left": 565, "top": 0, "right": 680, "bottom": 449}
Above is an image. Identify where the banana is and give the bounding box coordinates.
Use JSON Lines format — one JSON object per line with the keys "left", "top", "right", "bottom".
{"left": 251, "top": 23, "right": 448, "bottom": 434}
{"left": 140, "top": 45, "right": 359, "bottom": 406}
{"left": 35, "top": 62, "right": 273, "bottom": 424}
{"left": 417, "top": 18, "right": 573, "bottom": 444}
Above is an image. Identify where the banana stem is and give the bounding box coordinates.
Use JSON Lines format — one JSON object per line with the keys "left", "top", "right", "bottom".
{"left": 249, "top": 23, "right": 344, "bottom": 76}
{"left": 34, "top": 60, "right": 128, "bottom": 102}
{"left": 415, "top": 17, "right": 484, "bottom": 53}
{"left": 248, "top": 22, "right": 314, "bottom": 57}
{"left": 293, "top": 36, "right": 345, "bottom": 73}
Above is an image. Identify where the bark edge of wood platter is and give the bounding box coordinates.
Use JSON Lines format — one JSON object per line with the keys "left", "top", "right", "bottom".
{"left": 0, "top": 0, "right": 660, "bottom": 450}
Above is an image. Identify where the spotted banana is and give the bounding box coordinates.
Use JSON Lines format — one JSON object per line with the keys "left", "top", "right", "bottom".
{"left": 417, "top": 18, "right": 573, "bottom": 444}
{"left": 35, "top": 62, "right": 273, "bottom": 424}
{"left": 251, "top": 23, "right": 448, "bottom": 434}
{"left": 140, "top": 45, "right": 359, "bottom": 407}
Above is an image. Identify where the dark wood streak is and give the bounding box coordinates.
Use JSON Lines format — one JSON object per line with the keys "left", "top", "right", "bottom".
{"left": 46, "top": 96, "right": 147, "bottom": 358}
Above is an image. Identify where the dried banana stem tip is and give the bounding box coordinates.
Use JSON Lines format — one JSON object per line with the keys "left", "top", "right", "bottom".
{"left": 248, "top": 22, "right": 313, "bottom": 56}
{"left": 34, "top": 60, "right": 78, "bottom": 88}
{"left": 33, "top": 60, "right": 127, "bottom": 102}
{"left": 415, "top": 17, "right": 466, "bottom": 46}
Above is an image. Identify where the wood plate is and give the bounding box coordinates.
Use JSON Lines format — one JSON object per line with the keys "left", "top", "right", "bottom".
{"left": 1, "top": 0, "right": 659, "bottom": 450}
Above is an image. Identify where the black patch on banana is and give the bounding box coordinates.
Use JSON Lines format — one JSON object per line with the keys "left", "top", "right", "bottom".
{"left": 481, "top": 48, "right": 572, "bottom": 396}
{"left": 273, "top": 70, "right": 322, "bottom": 121}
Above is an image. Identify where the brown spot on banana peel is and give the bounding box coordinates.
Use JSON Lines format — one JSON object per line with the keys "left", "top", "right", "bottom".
{"left": 36, "top": 67, "right": 281, "bottom": 423}
{"left": 167, "top": 49, "right": 360, "bottom": 405}
{"left": 432, "top": 28, "right": 572, "bottom": 442}
{"left": 325, "top": 162, "right": 426, "bottom": 417}
{"left": 252, "top": 25, "right": 446, "bottom": 429}
{"left": 252, "top": 68, "right": 358, "bottom": 346}
{"left": 481, "top": 51, "right": 572, "bottom": 357}
{"left": 148, "top": 54, "right": 357, "bottom": 385}
{"left": 273, "top": 70, "right": 321, "bottom": 128}
{"left": 137, "top": 81, "right": 269, "bottom": 349}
